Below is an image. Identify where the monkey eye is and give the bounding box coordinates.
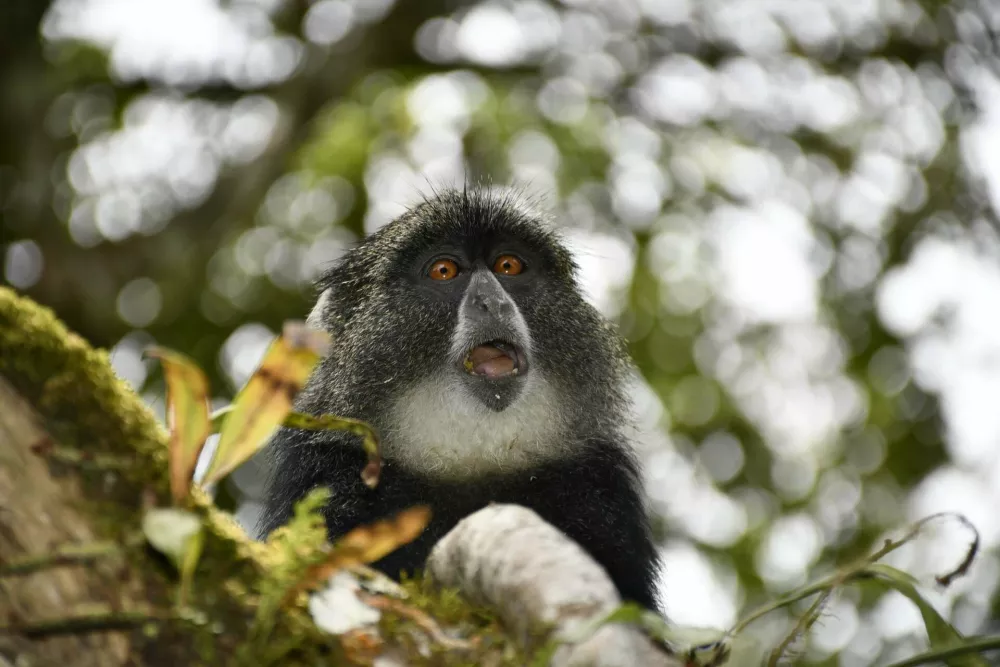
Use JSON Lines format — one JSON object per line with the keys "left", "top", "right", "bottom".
{"left": 429, "top": 258, "right": 460, "bottom": 281}
{"left": 493, "top": 254, "right": 524, "bottom": 276}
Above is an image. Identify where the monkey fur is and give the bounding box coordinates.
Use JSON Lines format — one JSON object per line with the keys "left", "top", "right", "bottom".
{"left": 257, "top": 188, "right": 661, "bottom": 611}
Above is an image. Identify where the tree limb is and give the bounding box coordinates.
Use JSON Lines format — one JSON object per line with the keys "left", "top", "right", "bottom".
{"left": 426, "top": 504, "right": 681, "bottom": 667}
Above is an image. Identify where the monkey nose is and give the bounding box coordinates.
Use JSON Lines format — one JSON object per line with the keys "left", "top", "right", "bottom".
{"left": 465, "top": 271, "right": 515, "bottom": 316}
{"left": 471, "top": 293, "right": 509, "bottom": 314}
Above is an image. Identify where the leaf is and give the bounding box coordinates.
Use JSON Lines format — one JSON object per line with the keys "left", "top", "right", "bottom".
{"left": 866, "top": 564, "right": 988, "bottom": 667}
{"left": 283, "top": 506, "right": 432, "bottom": 605}
{"left": 177, "top": 524, "right": 205, "bottom": 607}
{"left": 143, "top": 507, "right": 205, "bottom": 605}
{"left": 333, "top": 505, "right": 431, "bottom": 566}
{"left": 283, "top": 412, "right": 383, "bottom": 488}
{"left": 201, "top": 322, "right": 331, "bottom": 486}
{"left": 145, "top": 346, "right": 212, "bottom": 503}
{"left": 208, "top": 409, "right": 382, "bottom": 488}
{"left": 885, "top": 637, "right": 1000, "bottom": 667}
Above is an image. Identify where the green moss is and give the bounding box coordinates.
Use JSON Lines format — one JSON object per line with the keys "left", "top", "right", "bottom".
{"left": 372, "top": 576, "right": 538, "bottom": 666}
{"left": 0, "top": 287, "right": 525, "bottom": 666}
{"left": 0, "top": 286, "right": 169, "bottom": 489}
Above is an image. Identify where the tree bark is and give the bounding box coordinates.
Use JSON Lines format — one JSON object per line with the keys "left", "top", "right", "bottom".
{"left": 0, "top": 376, "right": 133, "bottom": 667}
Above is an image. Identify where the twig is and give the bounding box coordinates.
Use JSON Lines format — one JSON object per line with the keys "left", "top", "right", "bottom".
{"left": 884, "top": 636, "right": 1000, "bottom": 667}
{"left": 730, "top": 512, "right": 981, "bottom": 638}
{"left": 0, "top": 540, "right": 121, "bottom": 577}
{"left": 347, "top": 563, "right": 409, "bottom": 598}
{"left": 30, "top": 441, "right": 133, "bottom": 470}
{"left": 0, "top": 609, "right": 164, "bottom": 638}
{"left": 767, "top": 590, "right": 830, "bottom": 667}
{"left": 357, "top": 591, "right": 476, "bottom": 651}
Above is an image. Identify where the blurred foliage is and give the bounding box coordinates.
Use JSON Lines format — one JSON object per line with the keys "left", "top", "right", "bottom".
{"left": 4, "top": 0, "right": 1000, "bottom": 664}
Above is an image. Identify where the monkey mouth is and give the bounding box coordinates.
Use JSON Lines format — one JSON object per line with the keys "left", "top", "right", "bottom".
{"left": 462, "top": 340, "right": 526, "bottom": 379}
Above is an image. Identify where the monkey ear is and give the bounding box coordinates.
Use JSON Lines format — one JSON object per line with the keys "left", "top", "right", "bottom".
{"left": 306, "top": 287, "right": 334, "bottom": 332}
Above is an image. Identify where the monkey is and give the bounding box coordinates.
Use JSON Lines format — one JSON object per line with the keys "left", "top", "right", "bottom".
{"left": 256, "top": 188, "right": 662, "bottom": 611}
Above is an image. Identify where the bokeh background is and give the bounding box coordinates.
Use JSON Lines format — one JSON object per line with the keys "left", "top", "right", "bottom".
{"left": 3, "top": 0, "right": 1000, "bottom": 663}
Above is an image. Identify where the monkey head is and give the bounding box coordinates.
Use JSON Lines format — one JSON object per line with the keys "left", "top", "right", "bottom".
{"left": 300, "top": 189, "right": 631, "bottom": 478}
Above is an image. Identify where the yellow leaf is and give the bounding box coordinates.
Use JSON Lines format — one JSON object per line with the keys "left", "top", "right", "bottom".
{"left": 145, "top": 346, "right": 212, "bottom": 504}
{"left": 201, "top": 322, "right": 330, "bottom": 486}
{"left": 285, "top": 506, "right": 432, "bottom": 605}
{"left": 283, "top": 412, "right": 383, "bottom": 488}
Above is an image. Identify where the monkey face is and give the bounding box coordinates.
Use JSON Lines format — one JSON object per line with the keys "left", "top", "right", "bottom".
{"left": 407, "top": 237, "right": 541, "bottom": 412}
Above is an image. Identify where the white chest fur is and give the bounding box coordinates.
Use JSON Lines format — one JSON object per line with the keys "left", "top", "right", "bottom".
{"left": 383, "top": 372, "right": 569, "bottom": 478}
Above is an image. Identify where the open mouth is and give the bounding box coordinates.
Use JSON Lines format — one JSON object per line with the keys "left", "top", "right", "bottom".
{"left": 462, "top": 340, "right": 526, "bottom": 379}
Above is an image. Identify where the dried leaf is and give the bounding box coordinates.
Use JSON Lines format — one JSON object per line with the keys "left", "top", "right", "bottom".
{"left": 145, "top": 346, "right": 212, "bottom": 503}
{"left": 280, "top": 319, "right": 332, "bottom": 356}
{"left": 339, "top": 628, "right": 385, "bottom": 664}
{"left": 201, "top": 322, "right": 331, "bottom": 485}
{"left": 285, "top": 506, "right": 431, "bottom": 604}
{"left": 284, "top": 412, "right": 383, "bottom": 488}
{"left": 334, "top": 506, "right": 431, "bottom": 565}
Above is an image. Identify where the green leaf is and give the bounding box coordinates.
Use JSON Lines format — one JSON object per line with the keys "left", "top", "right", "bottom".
{"left": 142, "top": 507, "right": 203, "bottom": 567}
{"left": 866, "top": 564, "right": 988, "bottom": 667}
{"left": 142, "top": 507, "right": 205, "bottom": 606}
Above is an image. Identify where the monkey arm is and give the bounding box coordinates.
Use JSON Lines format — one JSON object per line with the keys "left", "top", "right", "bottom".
{"left": 255, "top": 427, "right": 368, "bottom": 540}
{"left": 513, "top": 441, "right": 663, "bottom": 613}
{"left": 427, "top": 504, "right": 679, "bottom": 667}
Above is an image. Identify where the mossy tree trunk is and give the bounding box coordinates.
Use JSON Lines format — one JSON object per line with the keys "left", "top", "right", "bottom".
{"left": 0, "top": 287, "right": 309, "bottom": 667}
{"left": 0, "top": 375, "right": 135, "bottom": 666}
{"left": 0, "top": 288, "right": 541, "bottom": 667}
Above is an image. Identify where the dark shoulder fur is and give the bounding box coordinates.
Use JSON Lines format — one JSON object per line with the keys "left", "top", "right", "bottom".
{"left": 259, "top": 427, "right": 660, "bottom": 609}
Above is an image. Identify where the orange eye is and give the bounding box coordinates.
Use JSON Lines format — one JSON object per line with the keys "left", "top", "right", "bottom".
{"left": 429, "top": 258, "right": 460, "bottom": 281}
{"left": 493, "top": 254, "right": 524, "bottom": 276}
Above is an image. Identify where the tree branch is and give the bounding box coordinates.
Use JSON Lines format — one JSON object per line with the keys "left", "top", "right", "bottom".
{"left": 426, "top": 504, "right": 681, "bottom": 667}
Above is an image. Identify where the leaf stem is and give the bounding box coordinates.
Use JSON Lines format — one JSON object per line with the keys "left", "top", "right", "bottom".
{"left": 31, "top": 442, "right": 133, "bottom": 470}
{"left": 884, "top": 636, "right": 1000, "bottom": 667}
{"left": 0, "top": 540, "right": 121, "bottom": 577}
{"left": 0, "top": 609, "right": 163, "bottom": 638}
{"left": 209, "top": 405, "right": 234, "bottom": 432}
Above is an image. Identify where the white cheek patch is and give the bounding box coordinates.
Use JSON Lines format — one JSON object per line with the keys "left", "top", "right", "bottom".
{"left": 382, "top": 372, "right": 570, "bottom": 479}
{"left": 306, "top": 288, "right": 333, "bottom": 330}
